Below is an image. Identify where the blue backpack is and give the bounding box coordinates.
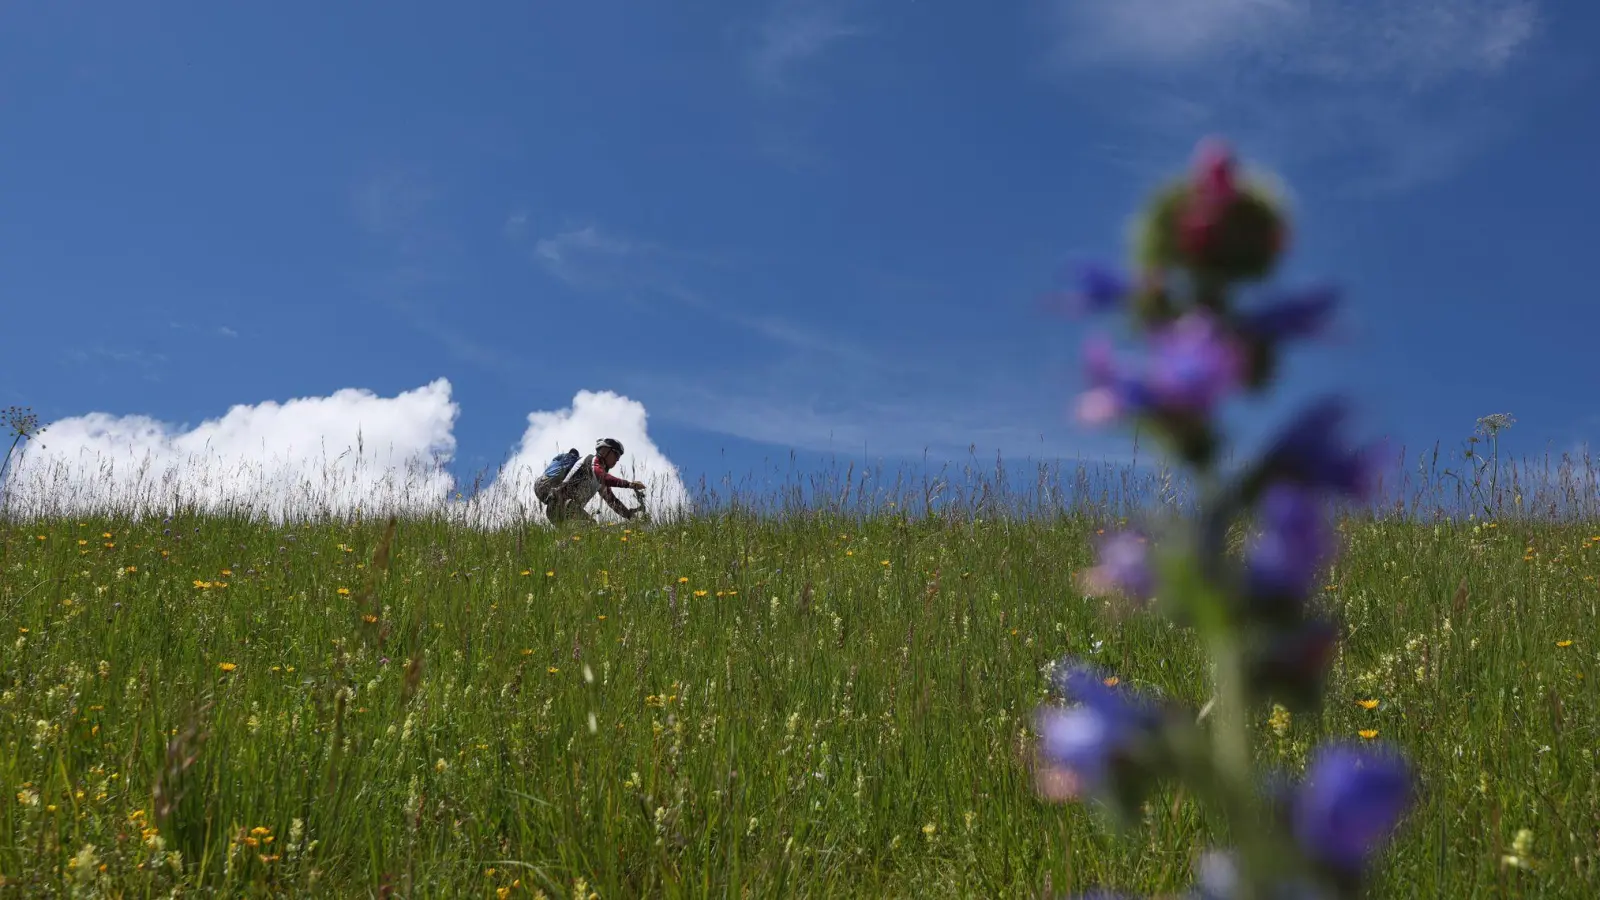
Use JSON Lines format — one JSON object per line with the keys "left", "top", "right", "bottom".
{"left": 534, "top": 448, "right": 583, "bottom": 502}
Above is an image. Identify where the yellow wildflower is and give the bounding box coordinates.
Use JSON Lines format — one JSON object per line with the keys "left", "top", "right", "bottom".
{"left": 218, "top": 663, "right": 238, "bottom": 673}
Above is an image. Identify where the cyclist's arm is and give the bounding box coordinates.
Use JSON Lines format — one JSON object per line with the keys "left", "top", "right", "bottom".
{"left": 593, "top": 460, "right": 634, "bottom": 489}
{"left": 598, "top": 485, "right": 632, "bottom": 518}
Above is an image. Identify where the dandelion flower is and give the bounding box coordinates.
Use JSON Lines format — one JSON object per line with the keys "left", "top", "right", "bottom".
{"left": 219, "top": 663, "right": 238, "bottom": 673}
{"left": 1357, "top": 699, "right": 1379, "bottom": 710}
{"left": 336, "top": 587, "right": 351, "bottom": 596}
{"left": 1556, "top": 640, "right": 1573, "bottom": 648}
{"left": 546, "top": 570, "right": 555, "bottom": 577}
{"left": 678, "top": 576, "right": 689, "bottom": 584}
{"left": 548, "top": 666, "right": 560, "bottom": 674}
{"left": 1268, "top": 704, "right": 1292, "bottom": 737}
{"left": 1357, "top": 729, "right": 1378, "bottom": 740}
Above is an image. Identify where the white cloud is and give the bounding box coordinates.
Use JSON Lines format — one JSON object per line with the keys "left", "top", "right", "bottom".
{"left": 5, "top": 380, "right": 459, "bottom": 522}
{"left": 3, "top": 382, "right": 690, "bottom": 526}
{"left": 523, "top": 223, "right": 673, "bottom": 293}
{"left": 1052, "top": 0, "right": 1539, "bottom": 82}
{"left": 746, "top": 0, "right": 865, "bottom": 91}
{"left": 1045, "top": 0, "right": 1545, "bottom": 191}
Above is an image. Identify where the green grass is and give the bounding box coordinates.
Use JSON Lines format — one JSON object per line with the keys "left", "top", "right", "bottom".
{"left": 1, "top": 509, "right": 1596, "bottom": 898}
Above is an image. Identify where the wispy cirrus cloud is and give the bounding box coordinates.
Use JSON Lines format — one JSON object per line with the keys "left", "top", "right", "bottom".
{"left": 348, "top": 168, "right": 529, "bottom": 379}
{"left": 511, "top": 218, "right": 885, "bottom": 367}
{"left": 744, "top": 0, "right": 866, "bottom": 93}
{"left": 1043, "top": 0, "right": 1545, "bottom": 192}
{"left": 633, "top": 364, "right": 1133, "bottom": 463}
{"left": 508, "top": 218, "right": 1101, "bottom": 459}
{"left": 735, "top": 0, "right": 871, "bottom": 168}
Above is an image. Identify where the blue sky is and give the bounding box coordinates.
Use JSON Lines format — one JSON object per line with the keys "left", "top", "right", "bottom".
{"left": 3, "top": 0, "right": 1596, "bottom": 505}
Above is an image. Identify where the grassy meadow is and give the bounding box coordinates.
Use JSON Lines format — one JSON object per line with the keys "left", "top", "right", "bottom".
{"left": 1, "top": 453, "right": 1597, "bottom": 898}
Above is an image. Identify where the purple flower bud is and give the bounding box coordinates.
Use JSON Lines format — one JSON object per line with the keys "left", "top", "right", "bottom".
{"left": 1063, "top": 261, "right": 1133, "bottom": 315}
{"left": 1080, "top": 530, "right": 1156, "bottom": 602}
{"left": 1261, "top": 398, "right": 1377, "bottom": 498}
{"left": 1237, "top": 287, "right": 1340, "bottom": 343}
{"left": 1179, "top": 139, "right": 1240, "bottom": 260}
{"left": 1245, "top": 484, "right": 1332, "bottom": 604}
{"left": 1293, "top": 743, "right": 1413, "bottom": 875}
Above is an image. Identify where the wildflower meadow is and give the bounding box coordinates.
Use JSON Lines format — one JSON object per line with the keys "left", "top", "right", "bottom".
{"left": 2, "top": 146, "right": 1597, "bottom": 898}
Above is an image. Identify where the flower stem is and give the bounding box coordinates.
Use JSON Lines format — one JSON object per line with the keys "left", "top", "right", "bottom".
{"left": 1208, "top": 630, "right": 1276, "bottom": 900}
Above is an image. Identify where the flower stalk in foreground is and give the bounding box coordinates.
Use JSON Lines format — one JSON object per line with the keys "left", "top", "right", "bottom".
{"left": 1037, "top": 138, "right": 1413, "bottom": 900}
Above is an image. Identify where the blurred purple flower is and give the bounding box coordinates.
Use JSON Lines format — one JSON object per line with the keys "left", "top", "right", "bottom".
{"left": 1070, "top": 262, "right": 1133, "bottom": 315}
{"left": 1237, "top": 287, "right": 1340, "bottom": 342}
{"left": 1261, "top": 399, "right": 1377, "bottom": 498}
{"left": 1245, "top": 484, "right": 1332, "bottom": 602}
{"left": 1076, "top": 313, "right": 1244, "bottom": 426}
{"left": 1075, "top": 336, "right": 1150, "bottom": 426}
{"left": 1080, "top": 530, "right": 1156, "bottom": 602}
{"left": 1147, "top": 313, "right": 1245, "bottom": 412}
{"left": 1035, "top": 660, "right": 1162, "bottom": 801}
{"left": 1293, "top": 743, "right": 1413, "bottom": 875}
